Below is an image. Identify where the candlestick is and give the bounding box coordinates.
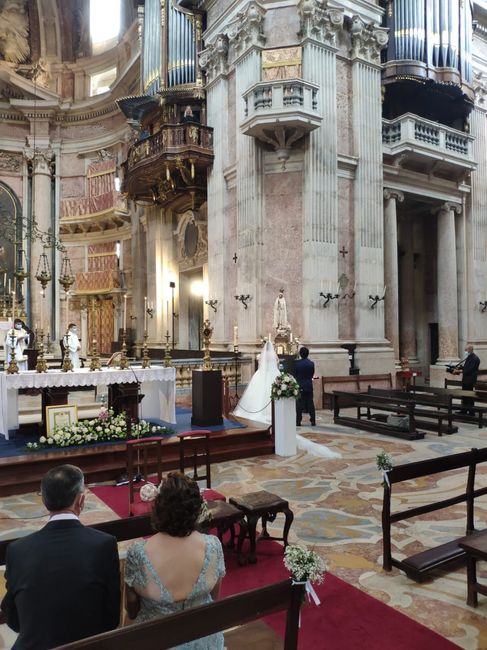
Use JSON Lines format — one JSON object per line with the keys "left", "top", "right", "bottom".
{"left": 8, "top": 278, "right": 10, "bottom": 294}
{"left": 123, "top": 295, "right": 127, "bottom": 330}
{"left": 12, "top": 289, "right": 15, "bottom": 322}
{"left": 144, "top": 296, "right": 148, "bottom": 331}
{"left": 40, "top": 290, "right": 44, "bottom": 331}
{"left": 166, "top": 300, "right": 169, "bottom": 328}
{"left": 233, "top": 324, "right": 238, "bottom": 347}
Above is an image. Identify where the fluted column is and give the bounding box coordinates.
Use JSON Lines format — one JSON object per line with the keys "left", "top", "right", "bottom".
{"left": 383, "top": 189, "right": 403, "bottom": 361}
{"left": 28, "top": 146, "right": 54, "bottom": 333}
{"left": 434, "top": 202, "right": 461, "bottom": 361}
{"left": 299, "top": 3, "right": 344, "bottom": 342}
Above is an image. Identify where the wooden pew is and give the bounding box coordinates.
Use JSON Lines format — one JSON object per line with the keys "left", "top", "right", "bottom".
{"left": 333, "top": 391, "right": 424, "bottom": 440}
{"left": 410, "top": 385, "right": 487, "bottom": 429}
{"left": 382, "top": 447, "right": 487, "bottom": 582}
{"left": 367, "top": 387, "right": 457, "bottom": 435}
{"left": 55, "top": 579, "right": 304, "bottom": 650}
{"left": 322, "top": 373, "right": 393, "bottom": 409}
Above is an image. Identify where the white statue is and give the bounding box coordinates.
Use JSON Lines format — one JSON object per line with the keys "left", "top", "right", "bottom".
{"left": 273, "top": 289, "right": 290, "bottom": 332}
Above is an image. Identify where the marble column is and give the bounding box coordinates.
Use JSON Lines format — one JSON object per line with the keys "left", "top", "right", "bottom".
{"left": 434, "top": 202, "right": 461, "bottom": 362}
{"left": 399, "top": 219, "right": 417, "bottom": 361}
{"left": 383, "top": 189, "right": 403, "bottom": 362}
{"left": 28, "top": 147, "right": 54, "bottom": 334}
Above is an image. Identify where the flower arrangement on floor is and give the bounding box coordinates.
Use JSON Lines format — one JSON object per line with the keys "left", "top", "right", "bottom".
{"left": 284, "top": 544, "right": 326, "bottom": 607}
{"left": 26, "top": 407, "right": 174, "bottom": 451}
{"left": 271, "top": 372, "right": 300, "bottom": 400}
{"left": 376, "top": 450, "right": 393, "bottom": 487}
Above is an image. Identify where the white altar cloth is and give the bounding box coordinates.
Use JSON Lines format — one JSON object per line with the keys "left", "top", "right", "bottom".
{"left": 0, "top": 366, "right": 176, "bottom": 440}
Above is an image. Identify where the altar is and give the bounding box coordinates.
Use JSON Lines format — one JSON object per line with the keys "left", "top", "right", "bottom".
{"left": 0, "top": 366, "right": 176, "bottom": 440}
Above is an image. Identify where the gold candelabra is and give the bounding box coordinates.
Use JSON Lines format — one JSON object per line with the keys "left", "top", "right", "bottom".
{"left": 89, "top": 336, "right": 102, "bottom": 371}
{"left": 141, "top": 332, "right": 151, "bottom": 368}
{"left": 61, "top": 330, "right": 73, "bottom": 372}
{"left": 6, "top": 329, "right": 19, "bottom": 374}
{"left": 35, "top": 330, "right": 48, "bottom": 373}
{"left": 201, "top": 319, "right": 213, "bottom": 371}
{"left": 163, "top": 330, "right": 172, "bottom": 367}
{"left": 118, "top": 330, "right": 129, "bottom": 369}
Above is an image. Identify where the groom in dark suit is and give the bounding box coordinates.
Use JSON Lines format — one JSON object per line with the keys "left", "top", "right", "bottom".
{"left": 293, "top": 346, "right": 316, "bottom": 427}
{"left": 1, "top": 464, "right": 120, "bottom": 650}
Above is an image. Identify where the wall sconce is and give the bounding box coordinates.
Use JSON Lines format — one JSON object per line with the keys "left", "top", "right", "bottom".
{"left": 235, "top": 294, "right": 251, "bottom": 309}
{"left": 479, "top": 301, "right": 487, "bottom": 313}
{"left": 130, "top": 314, "right": 137, "bottom": 321}
{"left": 341, "top": 283, "right": 356, "bottom": 300}
{"left": 319, "top": 291, "right": 339, "bottom": 308}
{"left": 205, "top": 299, "right": 218, "bottom": 312}
{"left": 146, "top": 307, "right": 154, "bottom": 319}
{"left": 368, "top": 286, "right": 386, "bottom": 309}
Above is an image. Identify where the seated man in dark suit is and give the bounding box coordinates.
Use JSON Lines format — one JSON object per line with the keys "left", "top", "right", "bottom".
{"left": 454, "top": 343, "right": 481, "bottom": 415}
{"left": 1, "top": 464, "right": 120, "bottom": 650}
{"left": 293, "top": 346, "right": 316, "bottom": 427}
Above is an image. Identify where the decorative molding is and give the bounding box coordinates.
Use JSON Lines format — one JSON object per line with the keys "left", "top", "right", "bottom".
{"left": 473, "top": 69, "right": 487, "bottom": 106}
{"left": 383, "top": 188, "right": 404, "bottom": 203}
{"left": 349, "top": 15, "right": 388, "bottom": 63}
{"left": 227, "top": 1, "right": 266, "bottom": 57}
{"left": 199, "top": 34, "right": 229, "bottom": 84}
{"left": 298, "top": 0, "right": 344, "bottom": 47}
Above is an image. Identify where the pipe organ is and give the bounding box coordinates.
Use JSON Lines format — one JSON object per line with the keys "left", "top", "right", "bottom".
{"left": 142, "top": 0, "right": 201, "bottom": 95}
{"left": 382, "top": 0, "right": 474, "bottom": 125}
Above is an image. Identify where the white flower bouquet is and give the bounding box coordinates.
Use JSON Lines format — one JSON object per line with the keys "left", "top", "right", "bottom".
{"left": 26, "top": 407, "right": 174, "bottom": 451}
{"left": 284, "top": 544, "right": 326, "bottom": 584}
{"left": 271, "top": 372, "right": 300, "bottom": 400}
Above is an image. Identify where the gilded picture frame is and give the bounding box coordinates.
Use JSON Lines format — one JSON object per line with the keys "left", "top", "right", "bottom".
{"left": 46, "top": 404, "right": 78, "bottom": 435}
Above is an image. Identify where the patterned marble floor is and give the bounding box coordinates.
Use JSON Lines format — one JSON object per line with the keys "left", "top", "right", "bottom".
{"left": 0, "top": 409, "right": 487, "bottom": 648}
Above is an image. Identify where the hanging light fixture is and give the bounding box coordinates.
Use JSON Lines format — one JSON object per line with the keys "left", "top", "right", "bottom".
{"left": 14, "top": 247, "right": 29, "bottom": 287}
{"left": 35, "top": 247, "right": 51, "bottom": 289}
{"left": 58, "top": 251, "right": 75, "bottom": 293}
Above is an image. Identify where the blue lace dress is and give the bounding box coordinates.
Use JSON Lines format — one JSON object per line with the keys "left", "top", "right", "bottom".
{"left": 124, "top": 534, "right": 225, "bottom": 649}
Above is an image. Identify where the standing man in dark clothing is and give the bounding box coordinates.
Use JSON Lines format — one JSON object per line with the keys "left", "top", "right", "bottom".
{"left": 455, "top": 344, "right": 481, "bottom": 415}
{"left": 293, "top": 346, "right": 316, "bottom": 427}
{"left": 1, "top": 464, "right": 120, "bottom": 650}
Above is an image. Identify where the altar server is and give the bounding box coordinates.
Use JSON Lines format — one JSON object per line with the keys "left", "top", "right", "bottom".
{"left": 4, "top": 318, "right": 29, "bottom": 371}
{"left": 65, "top": 323, "right": 81, "bottom": 369}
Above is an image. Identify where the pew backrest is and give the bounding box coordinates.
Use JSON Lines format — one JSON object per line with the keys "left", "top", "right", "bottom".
{"left": 322, "top": 373, "right": 393, "bottom": 409}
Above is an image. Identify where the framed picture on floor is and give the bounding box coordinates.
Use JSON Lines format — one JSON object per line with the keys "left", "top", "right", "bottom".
{"left": 46, "top": 405, "right": 78, "bottom": 434}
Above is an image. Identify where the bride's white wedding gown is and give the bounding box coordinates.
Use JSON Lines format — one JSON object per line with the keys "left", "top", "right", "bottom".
{"left": 232, "top": 341, "right": 341, "bottom": 460}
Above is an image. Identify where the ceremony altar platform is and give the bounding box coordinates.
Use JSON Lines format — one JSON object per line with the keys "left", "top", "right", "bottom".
{"left": 0, "top": 366, "right": 176, "bottom": 440}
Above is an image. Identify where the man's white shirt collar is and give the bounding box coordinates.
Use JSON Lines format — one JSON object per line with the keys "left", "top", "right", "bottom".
{"left": 49, "top": 513, "right": 79, "bottom": 521}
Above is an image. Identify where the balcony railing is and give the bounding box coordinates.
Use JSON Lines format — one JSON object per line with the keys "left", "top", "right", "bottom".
{"left": 241, "top": 78, "right": 321, "bottom": 141}
{"left": 127, "top": 123, "right": 213, "bottom": 170}
{"left": 382, "top": 113, "right": 475, "bottom": 170}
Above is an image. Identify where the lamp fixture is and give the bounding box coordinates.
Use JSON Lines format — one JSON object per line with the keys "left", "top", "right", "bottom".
{"left": 319, "top": 291, "right": 339, "bottom": 308}
{"left": 58, "top": 252, "right": 75, "bottom": 293}
{"left": 479, "top": 301, "right": 487, "bottom": 313}
{"left": 35, "top": 248, "right": 52, "bottom": 289}
{"left": 205, "top": 299, "right": 218, "bottom": 312}
{"left": 235, "top": 294, "right": 250, "bottom": 309}
{"left": 368, "top": 286, "right": 386, "bottom": 309}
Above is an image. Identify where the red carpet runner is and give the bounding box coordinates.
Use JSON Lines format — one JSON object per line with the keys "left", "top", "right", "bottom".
{"left": 91, "top": 485, "right": 459, "bottom": 649}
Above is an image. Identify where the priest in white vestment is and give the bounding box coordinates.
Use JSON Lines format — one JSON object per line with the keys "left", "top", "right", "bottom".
{"left": 65, "top": 323, "right": 81, "bottom": 369}
{"left": 4, "top": 319, "right": 29, "bottom": 371}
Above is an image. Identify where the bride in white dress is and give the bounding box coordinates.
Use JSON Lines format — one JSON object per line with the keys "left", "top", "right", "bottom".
{"left": 232, "top": 340, "right": 341, "bottom": 459}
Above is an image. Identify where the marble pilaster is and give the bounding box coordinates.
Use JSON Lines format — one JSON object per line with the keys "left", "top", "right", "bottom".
{"left": 399, "top": 218, "right": 417, "bottom": 361}
{"left": 435, "top": 202, "right": 461, "bottom": 362}
{"left": 350, "top": 20, "right": 388, "bottom": 342}
{"left": 299, "top": 2, "right": 344, "bottom": 343}
{"left": 383, "top": 189, "right": 403, "bottom": 362}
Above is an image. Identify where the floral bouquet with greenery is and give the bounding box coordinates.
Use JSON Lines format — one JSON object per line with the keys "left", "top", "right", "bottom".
{"left": 284, "top": 544, "right": 326, "bottom": 607}
{"left": 376, "top": 450, "right": 393, "bottom": 487}
{"left": 26, "top": 407, "right": 174, "bottom": 451}
{"left": 271, "top": 372, "right": 300, "bottom": 400}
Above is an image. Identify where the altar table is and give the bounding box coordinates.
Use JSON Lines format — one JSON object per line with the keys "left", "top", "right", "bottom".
{"left": 0, "top": 366, "right": 176, "bottom": 440}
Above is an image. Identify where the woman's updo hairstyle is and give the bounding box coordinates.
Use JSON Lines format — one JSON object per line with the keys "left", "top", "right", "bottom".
{"left": 152, "top": 471, "right": 203, "bottom": 537}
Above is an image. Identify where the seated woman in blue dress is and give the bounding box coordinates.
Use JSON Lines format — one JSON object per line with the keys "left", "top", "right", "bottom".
{"left": 124, "top": 472, "right": 225, "bottom": 649}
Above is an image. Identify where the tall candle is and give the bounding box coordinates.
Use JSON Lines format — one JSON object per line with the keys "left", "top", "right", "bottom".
{"left": 12, "top": 290, "right": 15, "bottom": 322}
{"left": 123, "top": 295, "right": 127, "bottom": 330}
{"left": 233, "top": 325, "right": 238, "bottom": 346}
{"left": 40, "top": 291, "right": 44, "bottom": 331}
{"left": 144, "top": 296, "right": 148, "bottom": 331}
{"left": 166, "top": 300, "right": 169, "bottom": 328}
{"left": 8, "top": 279, "right": 10, "bottom": 294}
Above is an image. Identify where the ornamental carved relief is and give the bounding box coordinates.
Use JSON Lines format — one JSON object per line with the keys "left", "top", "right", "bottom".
{"left": 349, "top": 15, "right": 388, "bottom": 64}
{"left": 227, "top": 1, "right": 266, "bottom": 58}
{"left": 23, "top": 145, "right": 55, "bottom": 175}
{"left": 298, "top": 0, "right": 344, "bottom": 47}
{"left": 473, "top": 70, "right": 487, "bottom": 106}
{"left": 0, "top": 152, "right": 21, "bottom": 172}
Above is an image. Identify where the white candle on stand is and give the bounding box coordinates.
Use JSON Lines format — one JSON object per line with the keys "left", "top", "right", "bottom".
{"left": 166, "top": 300, "right": 169, "bottom": 328}
{"left": 144, "top": 296, "right": 148, "bottom": 331}
{"left": 123, "top": 295, "right": 127, "bottom": 330}
{"left": 233, "top": 325, "right": 238, "bottom": 346}
{"left": 8, "top": 279, "right": 10, "bottom": 294}
{"left": 40, "top": 291, "right": 44, "bottom": 331}
{"left": 12, "top": 289, "right": 15, "bottom": 322}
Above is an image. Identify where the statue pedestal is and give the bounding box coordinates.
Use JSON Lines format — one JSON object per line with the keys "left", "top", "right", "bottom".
{"left": 274, "top": 398, "right": 297, "bottom": 456}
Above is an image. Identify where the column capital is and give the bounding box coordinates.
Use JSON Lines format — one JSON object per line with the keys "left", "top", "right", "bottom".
{"left": 383, "top": 188, "right": 404, "bottom": 203}
{"left": 23, "top": 145, "right": 54, "bottom": 176}
{"left": 298, "top": 0, "right": 344, "bottom": 47}
{"left": 199, "top": 34, "right": 229, "bottom": 85}
{"left": 227, "top": 1, "right": 266, "bottom": 59}
{"left": 349, "top": 15, "right": 388, "bottom": 64}
{"left": 432, "top": 201, "right": 462, "bottom": 216}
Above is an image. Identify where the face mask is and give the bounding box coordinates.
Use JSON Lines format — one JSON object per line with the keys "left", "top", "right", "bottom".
{"left": 70, "top": 328, "right": 77, "bottom": 334}
{"left": 14, "top": 324, "right": 21, "bottom": 330}
{"left": 464, "top": 351, "right": 469, "bottom": 357}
